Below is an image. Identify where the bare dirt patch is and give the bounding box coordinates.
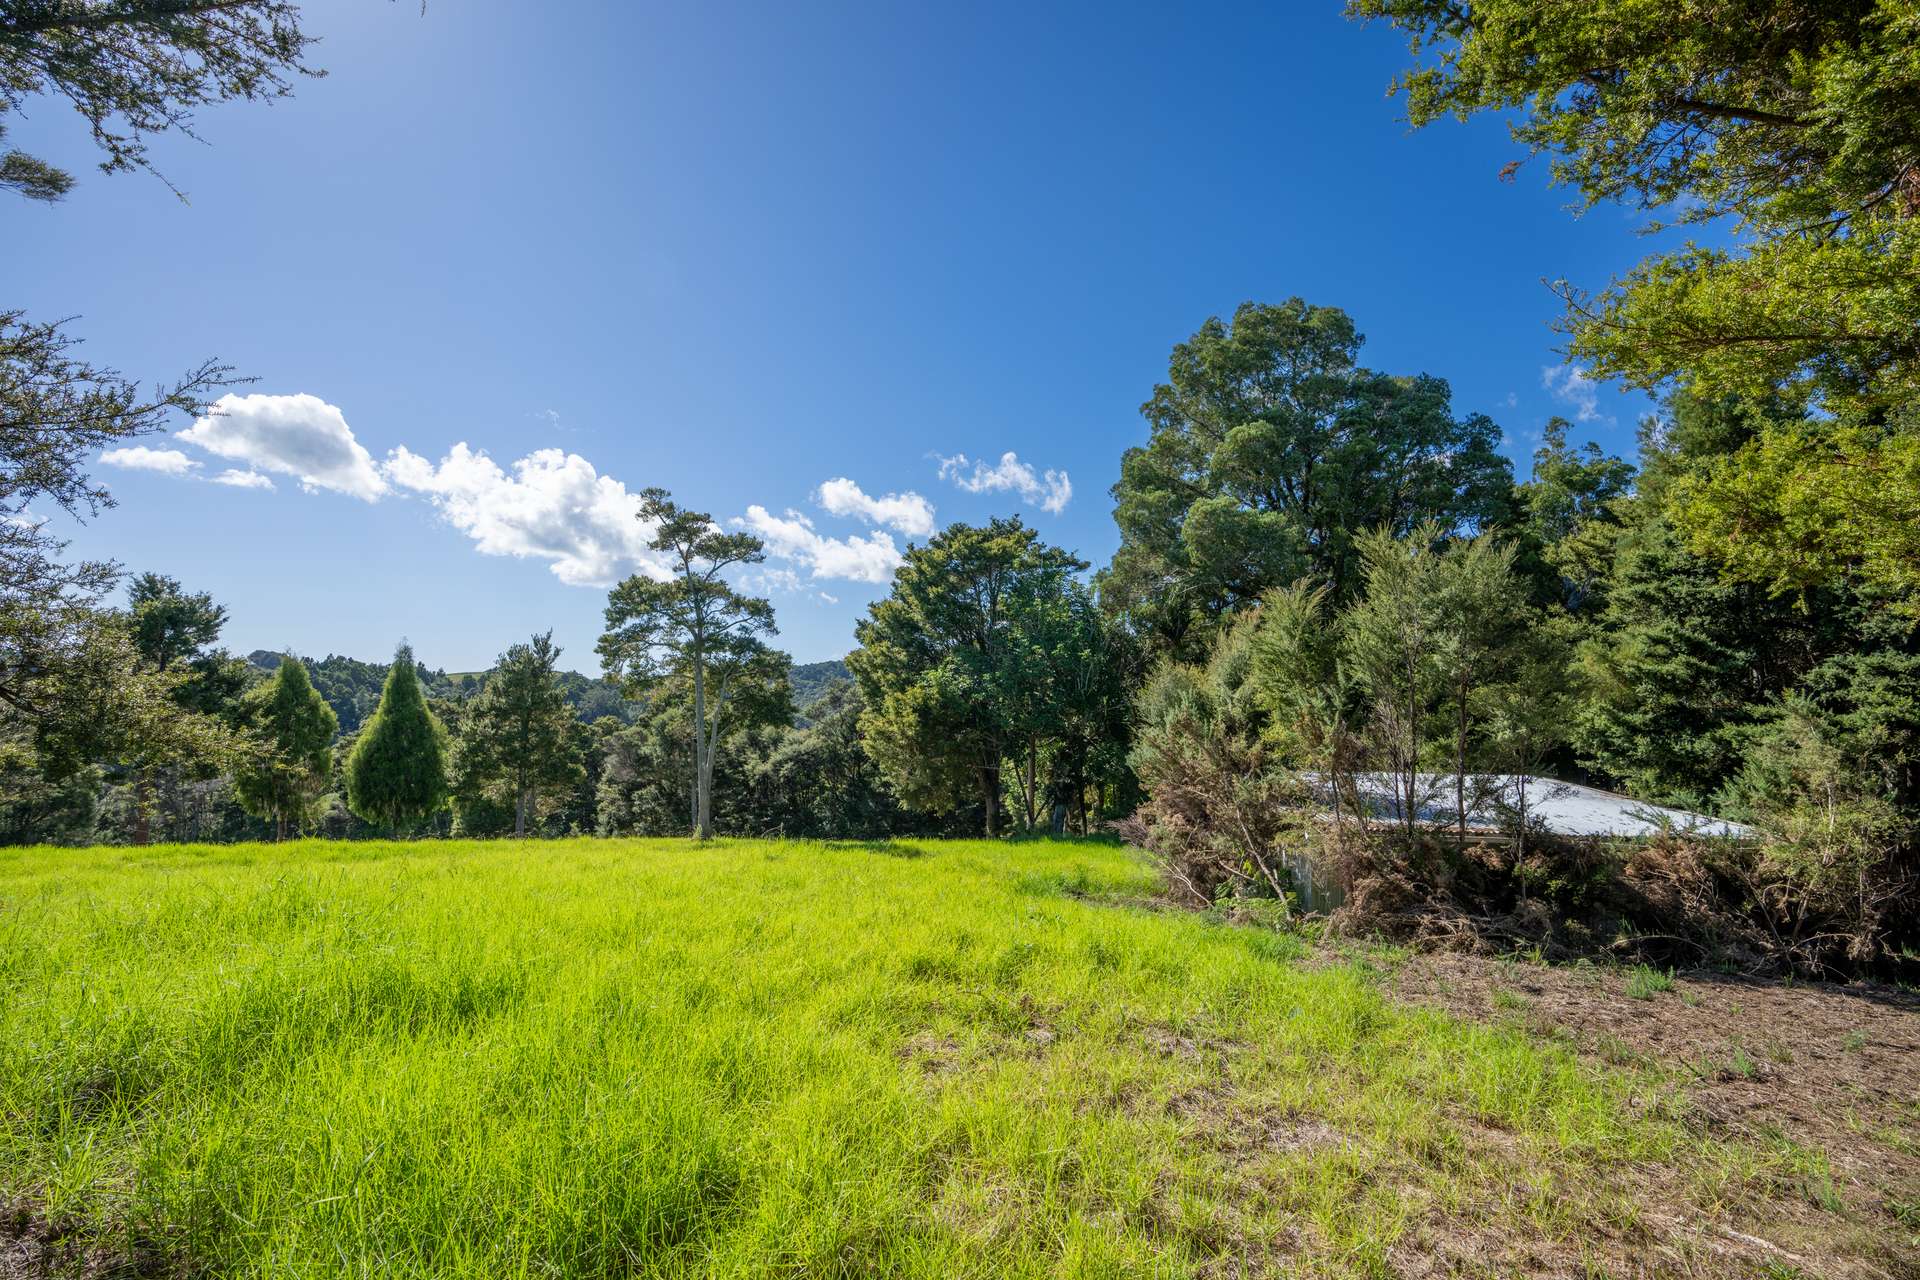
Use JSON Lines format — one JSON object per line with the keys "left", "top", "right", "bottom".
{"left": 897, "top": 1031, "right": 965, "bottom": 1078}
{"left": 1, "top": 1200, "right": 168, "bottom": 1280}
{"left": 1382, "top": 951, "right": 1920, "bottom": 1278}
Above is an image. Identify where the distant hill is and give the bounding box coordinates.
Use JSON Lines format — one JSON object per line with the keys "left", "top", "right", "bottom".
{"left": 791, "top": 659, "right": 850, "bottom": 713}
{"left": 247, "top": 651, "right": 638, "bottom": 734}
{"left": 248, "top": 651, "right": 846, "bottom": 735}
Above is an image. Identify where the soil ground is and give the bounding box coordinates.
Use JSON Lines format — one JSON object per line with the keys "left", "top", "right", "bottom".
{"left": 1380, "top": 950, "right": 1920, "bottom": 1279}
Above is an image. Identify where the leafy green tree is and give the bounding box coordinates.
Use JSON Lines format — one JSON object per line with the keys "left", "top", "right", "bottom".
{"left": 29, "top": 609, "right": 241, "bottom": 839}
{"left": 0, "top": 319, "right": 230, "bottom": 726}
{"left": 1338, "top": 527, "right": 1454, "bottom": 837}
{"left": 344, "top": 643, "right": 449, "bottom": 832}
{"left": 234, "top": 655, "right": 336, "bottom": 841}
{"left": 126, "top": 573, "right": 248, "bottom": 712}
{"left": 1426, "top": 533, "right": 1529, "bottom": 844}
{"left": 1252, "top": 526, "right": 1545, "bottom": 836}
{"left": 0, "top": 732, "right": 98, "bottom": 845}
{"left": 999, "top": 577, "right": 1138, "bottom": 833}
{"left": 118, "top": 573, "right": 247, "bottom": 843}
{"left": 1105, "top": 299, "right": 1512, "bottom": 656}
{"left": 1352, "top": 0, "right": 1920, "bottom": 603}
{"left": 750, "top": 681, "right": 909, "bottom": 838}
{"left": 1512, "top": 418, "right": 1635, "bottom": 613}
{"left": 595, "top": 704, "right": 786, "bottom": 838}
{"left": 598, "top": 488, "right": 781, "bottom": 840}
{"left": 450, "top": 632, "right": 584, "bottom": 837}
{"left": 1138, "top": 526, "right": 1560, "bottom": 904}
{"left": 849, "top": 518, "right": 1086, "bottom": 837}
{"left": 1351, "top": 0, "right": 1920, "bottom": 410}
{"left": 1668, "top": 423, "right": 1920, "bottom": 609}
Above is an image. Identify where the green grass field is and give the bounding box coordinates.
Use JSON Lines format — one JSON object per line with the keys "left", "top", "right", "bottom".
{"left": 0, "top": 838, "right": 1821, "bottom": 1277}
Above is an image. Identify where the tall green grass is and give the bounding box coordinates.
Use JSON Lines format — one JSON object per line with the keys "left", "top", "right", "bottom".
{"left": 0, "top": 837, "right": 1688, "bottom": 1277}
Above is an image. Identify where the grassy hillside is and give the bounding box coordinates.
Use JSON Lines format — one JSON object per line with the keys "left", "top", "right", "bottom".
{"left": 0, "top": 839, "right": 1886, "bottom": 1277}
{"left": 790, "top": 658, "right": 851, "bottom": 715}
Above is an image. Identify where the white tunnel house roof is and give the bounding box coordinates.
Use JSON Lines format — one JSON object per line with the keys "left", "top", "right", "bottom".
{"left": 1330, "top": 773, "right": 1754, "bottom": 839}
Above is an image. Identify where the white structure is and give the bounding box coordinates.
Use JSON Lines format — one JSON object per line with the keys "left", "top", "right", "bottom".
{"left": 1337, "top": 773, "right": 1753, "bottom": 839}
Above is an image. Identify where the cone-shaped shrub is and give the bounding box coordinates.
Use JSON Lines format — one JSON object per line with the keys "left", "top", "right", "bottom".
{"left": 345, "top": 643, "right": 449, "bottom": 830}
{"left": 235, "top": 655, "right": 338, "bottom": 840}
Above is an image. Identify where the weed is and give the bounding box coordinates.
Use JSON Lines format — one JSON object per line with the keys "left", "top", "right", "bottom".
{"left": 1624, "top": 965, "right": 1675, "bottom": 999}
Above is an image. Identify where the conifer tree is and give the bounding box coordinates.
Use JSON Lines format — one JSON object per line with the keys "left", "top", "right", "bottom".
{"left": 344, "top": 643, "right": 449, "bottom": 832}
{"left": 598, "top": 489, "right": 782, "bottom": 840}
{"left": 235, "top": 655, "right": 337, "bottom": 841}
{"left": 450, "top": 632, "right": 583, "bottom": 837}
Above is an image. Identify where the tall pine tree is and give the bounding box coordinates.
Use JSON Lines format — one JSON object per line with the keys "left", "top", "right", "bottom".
{"left": 345, "top": 644, "right": 449, "bottom": 832}
{"left": 235, "top": 656, "right": 337, "bottom": 841}
{"left": 598, "top": 489, "right": 781, "bottom": 840}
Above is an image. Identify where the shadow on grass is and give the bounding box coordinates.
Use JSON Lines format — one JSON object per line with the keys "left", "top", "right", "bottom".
{"left": 802, "top": 838, "right": 933, "bottom": 859}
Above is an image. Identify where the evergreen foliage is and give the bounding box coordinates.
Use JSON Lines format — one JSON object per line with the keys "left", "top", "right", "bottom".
{"left": 1104, "top": 299, "right": 1513, "bottom": 657}
{"left": 598, "top": 489, "right": 783, "bottom": 840}
{"left": 850, "top": 518, "right": 1127, "bottom": 837}
{"left": 0, "top": 1, "right": 318, "bottom": 204}
{"left": 234, "top": 656, "right": 336, "bottom": 841}
{"left": 449, "top": 633, "right": 584, "bottom": 837}
{"left": 344, "top": 644, "right": 450, "bottom": 832}
{"left": 1352, "top": 0, "right": 1920, "bottom": 608}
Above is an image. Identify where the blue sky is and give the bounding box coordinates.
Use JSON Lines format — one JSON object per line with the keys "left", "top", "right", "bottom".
{"left": 17, "top": 1, "right": 1664, "bottom": 670}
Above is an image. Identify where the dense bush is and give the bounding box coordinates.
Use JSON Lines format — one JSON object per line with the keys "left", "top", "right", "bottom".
{"left": 1124, "top": 517, "right": 1920, "bottom": 978}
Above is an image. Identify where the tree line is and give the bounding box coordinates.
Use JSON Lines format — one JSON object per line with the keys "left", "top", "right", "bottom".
{"left": 2, "top": 3, "right": 1915, "bottom": 978}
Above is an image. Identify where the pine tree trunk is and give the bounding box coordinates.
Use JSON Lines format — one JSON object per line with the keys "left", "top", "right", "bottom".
{"left": 133, "top": 768, "right": 152, "bottom": 846}
{"left": 981, "top": 765, "right": 999, "bottom": 838}
{"left": 693, "top": 647, "right": 711, "bottom": 840}
{"left": 1024, "top": 739, "right": 1038, "bottom": 830}
{"left": 697, "top": 754, "right": 714, "bottom": 840}
{"left": 514, "top": 787, "right": 528, "bottom": 838}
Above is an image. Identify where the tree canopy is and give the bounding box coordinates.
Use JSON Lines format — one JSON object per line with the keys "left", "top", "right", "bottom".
{"left": 1105, "top": 299, "right": 1513, "bottom": 655}
{"left": 234, "top": 654, "right": 336, "bottom": 840}
{"left": 1, "top": 0, "right": 319, "bottom": 202}
{"left": 598, "top": 488, "right": 784, "bottom": 840}
{"left": 850, "top": 518, "right": 1091, "bottom": 837}
{"left": 450, "top": 632, "right": 583, "bottom": 837}
{"left": 1352, "top": 0, "right": 1920, "bottom": 605}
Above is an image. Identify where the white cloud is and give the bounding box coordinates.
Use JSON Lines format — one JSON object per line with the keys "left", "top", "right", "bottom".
{"left": 814, "top": 477, "right": 935, "bottom": 536}
{"left": 163, "top": 390, "right": 930, "bottom": 595}
{"left": 177, "top": 393, "right": 387, "bottom": 500}
{"left": 744, "top": 566, "right": 805, "bottom": 595}
{"left": 936, "top": 451, "right": 1072, "bottom": 513}
{"left": 383, "top": 443, "right": 670, "bottom": 587}
{"left": 210, "top": 469, "right": 275, "bottom": 490}
{"left": 1540, "top": 365, "right": 1610, "bottom": 424}
{"left": 736, "top": 505, "right": 902, "bottom": 585}
{"left": 101, "top": 445, "right": 200, "bottom": 476}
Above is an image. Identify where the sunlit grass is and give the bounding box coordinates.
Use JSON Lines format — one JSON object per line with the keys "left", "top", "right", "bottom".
{"left": 1, "top": 837, "right": 1710, "bottom": 1277}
